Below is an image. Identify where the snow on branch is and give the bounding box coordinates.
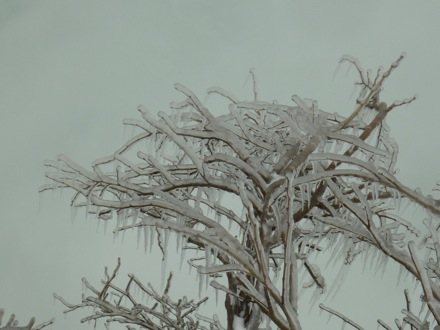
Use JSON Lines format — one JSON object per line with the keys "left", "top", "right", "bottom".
{"left": 42, "top": 54, "right": 440, "bottom": 329}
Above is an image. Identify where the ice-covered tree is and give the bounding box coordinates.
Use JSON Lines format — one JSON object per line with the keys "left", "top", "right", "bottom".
{"left": 40, "top": 54, "right": 440, "bottom": 329}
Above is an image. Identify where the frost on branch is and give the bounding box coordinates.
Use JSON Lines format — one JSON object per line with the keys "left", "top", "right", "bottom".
{"left": 41, "top": 54, "right": 440, "bottom": 329}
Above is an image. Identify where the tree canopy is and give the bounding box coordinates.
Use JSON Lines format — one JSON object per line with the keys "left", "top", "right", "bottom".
{"left": 40, "top": 54, "right": 440, "bottom": 330}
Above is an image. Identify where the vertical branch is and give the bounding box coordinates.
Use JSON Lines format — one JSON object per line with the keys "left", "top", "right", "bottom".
{"left": 249, "top": 68, "right": 259, "bottom": 101}
{"left": 404, "top": 289, "right": 416, "bottom": 330}
{"left": 282, "top": 174, "right": 298, "bottom": 312}
{"left": 408, "top": 241, "right": 440, "bottom": 325}
{"left": 99, "top": 257, "right": 121, "bottom": 300}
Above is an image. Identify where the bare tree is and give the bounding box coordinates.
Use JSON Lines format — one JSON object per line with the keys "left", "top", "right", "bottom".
{"left": 40, "top": 54, "right": 440, "bottom": 329}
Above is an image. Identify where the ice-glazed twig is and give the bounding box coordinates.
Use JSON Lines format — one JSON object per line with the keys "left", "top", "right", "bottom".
{"left": 207, "top": 86, "right": 240, "bottom": 104}
{"left": 338, "top": 53, "right": 406, "bottom": 129}
{"left": 99, "top": 257, "right": 121, "bottom": 299}
{"left": 404, "top": 288, "right": 416, "bottom": 330}
{"left": 249, "top": 68, "right": 259, "bottom": 101}
{"left": 377, "top": 319, "right": 393, "bottom": 330}
{"left": 319, "top": 304, "right": 364, "bottom": 330}
{"left": 54, "top": 260, "right": 217, "bottom": 330}
{"left": 401, "top": 308, "right": 427, "bottom": 330}
{"left": 0, "top": 309, "right": 54, "bottom": 330}
{"left": 408, "top": 241, "right": 440, "bottom": 325}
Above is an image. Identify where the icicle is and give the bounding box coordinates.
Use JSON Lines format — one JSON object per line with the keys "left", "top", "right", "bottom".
{"left": 132, "top": 281, "right": 139, "bottom": 299}
{"left": 131, "top": 208, "right": 139, "bottom": 230}
{"left": 204, "top": 244, "right": 211, "bottom": 290}
{"left": 215, "top": 208, "right": 222, "bottom": 223}
{"left": 327, "top": 313, "right": 333, "bottom": 323}
{"left": 341, "top": 320, "right": 346, "bottom": 330}
{"left": 137, "top": 227, "right": 141, "bottom": 250}
{"left": 380, "top": 254, "right": 389, "bottom": 279}
{"left": 85, "top": 194, "right": 91, "bottom": 220}
{"left": 214, "top": 285, "right": 219, "bottom": 306}
{"left": 122, "top": 207, "right": 129, "bottom": 229}
{"left": 149, "top": 226, "right": 155, "bottom": 253}
{"left": 308, "top": 287, "right": 322, "bottom": 311}
{"left": 179, "top": 241, "right": 186, "bottom": 270}
{"left": 95, "top": 216, "right": 102, "bottom": 233}
{"left": 361, "top": 245, "right": 371, "bottom": 273}
{"left": 198, "top": 272, "right": 204, "bottom": 298}
{"left": 419, "top": 299, "right": 427, "bottom": 315}
{"left": 397, "top": 264, "right": 405, "bottom": 286}
{"left": 176, "top": 231, "right": 182, "bottom": 254}
{"left": 328, "top": 264, "right": 350, "bottom": 301}
{"left": 70, "top": 205, "right": 78, "bottom": 224}
{"left": 373, "top": 253, "right": 385, "bottom": 276}
{"left": 161, "top": 258, "right": 167, "bottom": 289}
{"left": 403, "top": 268, "right": 411, "bottom": 283}
{"left": 325, "top": 234, "right": 345, "bottom": 268}
{"left": 323, "top": 140, "right": 332, "bottom": 153}
{"left": 369, "top": 246, "right": 379, "bottom": 270}
{"left": 143, "top": 226, "right": 148, "bottom": 253}
{"left": 115, "top": 210, "right": 122, "bottom": 233}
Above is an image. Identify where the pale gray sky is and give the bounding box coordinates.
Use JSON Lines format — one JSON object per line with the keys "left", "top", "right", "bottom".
{"left": 1, "top": 1, "right": 440, "bottom": 329}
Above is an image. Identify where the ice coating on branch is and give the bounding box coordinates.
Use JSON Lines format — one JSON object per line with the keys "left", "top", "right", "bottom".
{"left": 97, "top": 208, "right": 112, "bottom": 220}
{"left": 0, "top": 309, "right": 53, "bottom": 330}
{"left": 41, "top": 55, "right": 433, "bottom": 330}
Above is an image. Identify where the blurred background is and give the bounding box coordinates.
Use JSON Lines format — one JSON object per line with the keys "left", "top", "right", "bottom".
{"left": 1, "top": 1, "right": 439, "bottom": 329}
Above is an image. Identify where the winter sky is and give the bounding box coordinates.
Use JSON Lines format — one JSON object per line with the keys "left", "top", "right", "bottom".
{"left": 1, "top": 1, "right": 440, "bottom": 329}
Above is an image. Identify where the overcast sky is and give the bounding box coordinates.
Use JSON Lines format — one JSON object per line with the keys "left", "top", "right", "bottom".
{"left": 1, "top": 1, "right": 440, "bottom": 329}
